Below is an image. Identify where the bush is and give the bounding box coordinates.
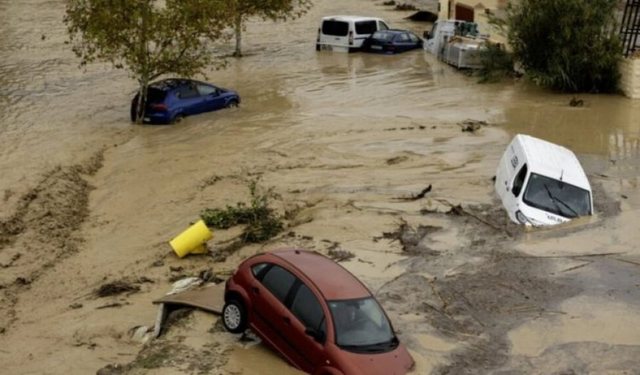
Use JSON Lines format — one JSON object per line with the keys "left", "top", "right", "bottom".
{"left": 201, "top": 180, "right": 283, "bottom": 243}
{"left": 507, "top": 0, "right": 621, "bottom": 92}
{"left": 477, "top": 42, "right": 516, "bottom": 83}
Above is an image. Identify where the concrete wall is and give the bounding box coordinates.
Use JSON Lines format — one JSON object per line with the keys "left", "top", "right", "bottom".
{"left": 620, "top": 57, "right": 640, "bottom": 99}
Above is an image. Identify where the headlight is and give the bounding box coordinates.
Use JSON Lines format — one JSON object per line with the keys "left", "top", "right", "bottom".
{"left": 515, "top": 210, "right": 529, "bottom": 225}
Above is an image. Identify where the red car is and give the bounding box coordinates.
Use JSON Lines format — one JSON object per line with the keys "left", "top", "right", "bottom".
{"left": 222, "top": 249, "right": 415, "bottom": 375}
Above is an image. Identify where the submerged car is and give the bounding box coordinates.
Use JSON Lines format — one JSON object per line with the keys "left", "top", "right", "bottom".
{"left": 495, "top": 134, "right": 593, "bottom": 226}
{"left": 361, "top": 29, "right": 423, "bottom": 54}
{"left": 223, "top": 249, "right": 415, "bottom": 375}
{"left": 130, "top": 78, "right": 240, "bottom": 124}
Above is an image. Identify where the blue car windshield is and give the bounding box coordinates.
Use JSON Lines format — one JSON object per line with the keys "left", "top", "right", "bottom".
{"left": 523, "top": 173, "right": 591, "bottom": 218}
{"left": 371, "top": 31, "right": 394, "bottom": 41}
{"left": 329, "top": 297, "right": 397, "bottom": 353}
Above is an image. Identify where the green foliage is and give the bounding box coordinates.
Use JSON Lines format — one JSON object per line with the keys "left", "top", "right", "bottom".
{"left": 507, "top": 0, "right": 621, "bottom": 92}
{"left": 224, "top": 0, "right": 313, "bottom": 56}
{"left": 64, "top": 0, "right": 231, "bottom": 122}
{"left": 201, "top": 180, "right": 284, "bottom": 243}
{"left": 477, "top": 42, "right": 515, "bottom": 83}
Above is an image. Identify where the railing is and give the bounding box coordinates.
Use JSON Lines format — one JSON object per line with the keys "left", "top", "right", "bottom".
{"left": 620, "top": 0, "right": 640, "bottom": 57}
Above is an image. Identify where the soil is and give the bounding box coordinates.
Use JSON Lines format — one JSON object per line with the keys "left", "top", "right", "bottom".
{"left": 1, "top": 0, "right": 640, "bottom": 374}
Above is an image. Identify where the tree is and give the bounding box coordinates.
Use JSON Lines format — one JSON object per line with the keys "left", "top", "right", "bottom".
{"left": 225, "top": 0, "right": 312, "bottom": 57}
{"left": 507, "top": 0, "right": 621, "bottom": 92}
{"left": 65, "top": 0, "right": 230, "bottom": 123}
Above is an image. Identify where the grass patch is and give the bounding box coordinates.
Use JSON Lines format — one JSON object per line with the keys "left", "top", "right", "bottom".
{"left": 201, "top": 179, "right": 283, "bottom": 243}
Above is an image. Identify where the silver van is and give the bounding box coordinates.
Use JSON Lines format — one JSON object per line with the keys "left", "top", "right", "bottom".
{"left": 316, "top": 16, "right": 390, "bottom": 52}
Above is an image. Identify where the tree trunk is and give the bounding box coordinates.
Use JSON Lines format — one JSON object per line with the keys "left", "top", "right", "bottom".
{"left": 234, "top": 13, "right": 242, "bottom": 57}
{"left": 135, "top": 78, "right": 148, "bottom": 124}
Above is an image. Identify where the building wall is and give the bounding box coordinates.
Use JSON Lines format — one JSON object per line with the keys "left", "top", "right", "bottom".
{"left": 620, "top": 57, "right": 640, "bottom": 99}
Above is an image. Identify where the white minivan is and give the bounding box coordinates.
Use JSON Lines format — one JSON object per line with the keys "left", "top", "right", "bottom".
{"left": 316, "top": 16, "right": 390, "bottom": 52}
{"left": 495, "top": 134, "right": 593, "bottom": 226}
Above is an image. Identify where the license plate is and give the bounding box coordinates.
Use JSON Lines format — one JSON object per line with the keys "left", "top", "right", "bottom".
{"left": 320, "top": 44, "right": 333, "bottom": 51}
{"left": 371, "top": 45, "right": 382, "bottom": 50}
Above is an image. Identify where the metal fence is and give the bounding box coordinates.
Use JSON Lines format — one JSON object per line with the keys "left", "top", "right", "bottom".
{"left": 620, "top": 0, "right": 640, "bottom": 57}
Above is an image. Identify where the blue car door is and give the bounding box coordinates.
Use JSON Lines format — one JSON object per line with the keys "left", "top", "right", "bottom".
{"left": 197, "top": 83, "right": 226, "bottom": 112}
{"left": 395, "top": 32, "right": 412, "bottom": 52}
{"left": 176, "top": 83, "right": 205, "bottom": 115}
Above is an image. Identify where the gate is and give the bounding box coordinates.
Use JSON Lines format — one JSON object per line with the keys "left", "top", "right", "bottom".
{"left": 620, "top": 0, "right": 640, "bottom": 57}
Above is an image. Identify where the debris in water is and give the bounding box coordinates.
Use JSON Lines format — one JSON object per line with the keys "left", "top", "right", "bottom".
{"left": 69, "top": 303, "right": 83, "bottom": 309}
{"left": 406, "top": 11, "right": 438, "bottom": 22}
{"left": 459, "top": 119, "right": 488, "bottom": 133}
{"left": 569, "top": 97, "right": 584, "bottom": 107}
{"left": 328, "top": 248, "right": 355, "bottom": 262}
{"left": 396, "top": 184, "right": 432, "bottom": 201}
{"left": 94, "top": 280, "right": 141, "bottom": 298}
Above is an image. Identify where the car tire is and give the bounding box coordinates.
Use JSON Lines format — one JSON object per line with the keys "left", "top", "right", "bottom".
{"left": 226, "top": 100, "right": 239, "bottom": 108}
{"left": 222, "top": 298, "right": 247, "bottom": 334}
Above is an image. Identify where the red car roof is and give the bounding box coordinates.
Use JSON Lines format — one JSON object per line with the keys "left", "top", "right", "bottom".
{"left": 271, "top": 249, "right": 371, "bottom": 301}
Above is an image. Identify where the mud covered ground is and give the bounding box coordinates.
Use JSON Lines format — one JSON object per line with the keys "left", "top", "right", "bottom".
{"left": 1, "top": 0, "right": 640, "bottom": 374}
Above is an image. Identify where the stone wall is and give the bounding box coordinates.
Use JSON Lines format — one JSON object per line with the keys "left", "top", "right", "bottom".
{"left": 619, "top": 57, "right": 640, "bottom": 99}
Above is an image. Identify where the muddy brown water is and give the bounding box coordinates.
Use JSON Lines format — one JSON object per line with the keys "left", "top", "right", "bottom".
{"left": 1, "top": 0, "right": 639, "bottom": 374}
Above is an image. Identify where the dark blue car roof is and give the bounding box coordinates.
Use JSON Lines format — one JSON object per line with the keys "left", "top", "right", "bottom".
{"left": 149, "top": 79, "right": 203, "bottom": 92}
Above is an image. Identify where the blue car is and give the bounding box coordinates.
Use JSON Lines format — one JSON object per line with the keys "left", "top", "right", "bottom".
{"left": 130, "top": 79, "right": 240, "bottom": 124}
{"left": 361, "top": 29, "right": 423, "bottom": 54}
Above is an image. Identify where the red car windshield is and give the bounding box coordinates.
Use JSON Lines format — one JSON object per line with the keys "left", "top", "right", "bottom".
{"left": 328, "top": 297, "right": 397, "bottom": 353}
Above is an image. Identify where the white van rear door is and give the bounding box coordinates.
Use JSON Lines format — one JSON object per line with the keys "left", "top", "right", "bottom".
{"left": 320, "top": 20, "right": 349, "bottom": 47}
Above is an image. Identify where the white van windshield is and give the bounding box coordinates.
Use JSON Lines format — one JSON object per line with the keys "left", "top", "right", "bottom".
{"left": 523, "top": 173, "right": 591, "bottom": 218}
{"left": 323, "top": 20, "right": 348, "bottom": 36}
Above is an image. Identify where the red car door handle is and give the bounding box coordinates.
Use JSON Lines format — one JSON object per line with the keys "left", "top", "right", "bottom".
{"left": 283, "top": 316, "right": 291, "bottom": 325}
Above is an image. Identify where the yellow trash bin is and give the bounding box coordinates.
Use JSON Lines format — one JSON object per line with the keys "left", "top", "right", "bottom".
{"left": 169, "top": 220, "right": 213, "bottom": 258}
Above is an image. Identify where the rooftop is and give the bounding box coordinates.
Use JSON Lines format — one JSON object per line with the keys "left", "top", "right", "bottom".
{"left": 272, "top": 249, "right": 371, "bottom": 301}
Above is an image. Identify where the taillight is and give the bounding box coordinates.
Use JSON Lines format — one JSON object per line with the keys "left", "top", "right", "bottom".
{"left": 317, "top": 28, "right": 321, "bottom": 42}
{"left": 150, "top": 103, "right": 167, "bottom": 111}
{"left": 348, "top": 31, "right": 354, "bottom": 45}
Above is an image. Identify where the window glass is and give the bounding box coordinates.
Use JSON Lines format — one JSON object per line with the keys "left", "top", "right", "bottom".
{"left": 397, "top": 33, "right": 410, "bottom": 42}
{"left": 197, "top": 84, "right": 217, "bottom": 96}
{"left": 328, "top": 297, "right": 395, "bottom": 351}
{"left": 512, "top": 164, "right": 528, "bottom": 197}
{"left": 251, "top": 263, "right": 269, "bottom": 278}
{"left": 378, "top": 21, "right": 389, "bottom": 31}
{"left": 408, "top": 33, "right": 419, "bottom": 43}
{"left": 322, "top": 20, "right": 348, "bottom": 36}
{"left": 145, "top": 88, "right": 167, "bottom": 103}
{"left": 261, "top": 265, "right": 296, "bottom": 303}
{"left": 372, "top": 31, "right": 393, "bottom": 41}
{"left": 523, "top": 173, "right": 591, "bottom": 218}
{"left": 355, "top": 21, "right": 377, "bottom": 35}
{"left": 177, "top": 84, "right": 199, "bottom": 99}
{"left": 291, "top": 284, "right": 325, "bottom": 334}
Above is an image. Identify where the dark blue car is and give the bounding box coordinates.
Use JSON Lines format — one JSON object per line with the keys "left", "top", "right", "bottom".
{"left": 361, "top": 29, "right": 423, "bottom": 54}
{"left": 130, "top": 79, "right": 240, "bottom": 124}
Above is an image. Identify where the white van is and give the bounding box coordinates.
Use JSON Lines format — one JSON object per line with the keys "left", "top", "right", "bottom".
{"left": 495, "top": 134, "right": 593, "bottom": 226}
{"left": 316, "top": 16, "right": 390, "bottom": 52}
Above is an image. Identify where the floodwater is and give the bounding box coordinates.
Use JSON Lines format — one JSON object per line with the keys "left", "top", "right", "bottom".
{"left": 0, "top": 0, "right": 639, "bottom": 374}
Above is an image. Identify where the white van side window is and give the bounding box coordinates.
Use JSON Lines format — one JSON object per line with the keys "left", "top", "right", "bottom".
{"left": 512, "top": 164, "right": 528, "bottom": 197}
{"left": 378, "top": 21, "right": 389, "bottom": 31}
{"left": 355, "top": 20, "right": 377, "bottom": 35}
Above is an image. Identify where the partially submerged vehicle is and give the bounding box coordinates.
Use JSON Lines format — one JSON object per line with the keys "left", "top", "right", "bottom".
{"left": 495, "top": 134, "right": 593, "bottom": 226}
{"left": 423, "top": 20, "right": 487, "bottom": 69}
{"left": 361, "top": 29, "right": 423, "bottom": 54}
{"left": 316, "top": 16, "right": 391, "bottom": 52}
{"left": 223, "top": 249, "right": 415, "bottom": 375}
